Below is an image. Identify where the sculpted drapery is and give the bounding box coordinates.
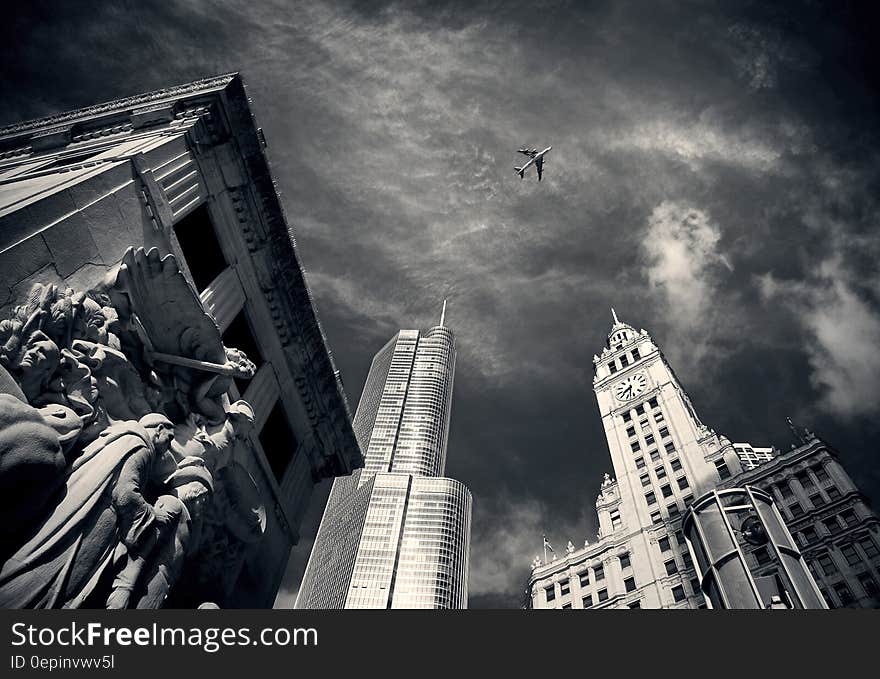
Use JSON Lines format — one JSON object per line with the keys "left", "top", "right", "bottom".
{"left": 0, "top": 247, "right": 266, "bottom": 609}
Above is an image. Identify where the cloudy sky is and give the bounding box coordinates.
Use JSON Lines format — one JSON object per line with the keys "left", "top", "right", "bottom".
{"left": 4, "top": 0, "right": 880, "bottom": 608}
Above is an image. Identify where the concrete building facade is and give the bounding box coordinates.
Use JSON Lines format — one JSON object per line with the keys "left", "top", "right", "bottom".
{"left": 529, "top": 311, "right": 878, "bottom": 609}
{"left": 0, "top": 74, "right": 362, "bottom": 608}
{"left": 720, "top": 432, "right": 880, "bottom": 608}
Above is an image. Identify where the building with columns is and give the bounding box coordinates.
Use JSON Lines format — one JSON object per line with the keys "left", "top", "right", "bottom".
{"left": 719, "top": 430, "right": 880, "bottom": 608}
{"left": 528, "top": 311, "right": 879, "bottom": 609}
{"left": 0, "top": 74, "right": 362, "bottom": 608}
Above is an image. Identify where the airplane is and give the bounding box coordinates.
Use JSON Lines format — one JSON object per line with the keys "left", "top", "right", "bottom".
{"left": 515, "top": 146, "right": 552, "bottom": 181}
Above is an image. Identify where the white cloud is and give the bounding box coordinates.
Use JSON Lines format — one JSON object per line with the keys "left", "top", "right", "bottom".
{"left": 606, "top": 120, "right": 781, "bottom": 173}
{"left": 759, "top": 259, "right": 880, "bottom": 418}
{"left": 641, "top": 201, "right": 735, "bottom": 369}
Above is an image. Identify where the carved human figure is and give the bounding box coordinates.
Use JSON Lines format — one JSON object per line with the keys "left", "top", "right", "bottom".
{"left": 0, "top": 414, "right": 174, "bottom": 609}
{"left": 0, "top": 394, "right": 69, "bottom": 554}
{"left": 106, "top": 402, "right": 258, "bottom": 609}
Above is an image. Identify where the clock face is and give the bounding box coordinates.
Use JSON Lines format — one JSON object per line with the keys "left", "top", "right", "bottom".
{"left": 613, "top": 372, "right": 648, "bottom": 401}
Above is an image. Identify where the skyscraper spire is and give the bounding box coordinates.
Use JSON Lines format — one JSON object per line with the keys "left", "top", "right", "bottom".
{"left": 440, "top": 298, "right": 447, "bottom": 327}
{"left": 611, "top": 307, "right": 620, "bottom": 325}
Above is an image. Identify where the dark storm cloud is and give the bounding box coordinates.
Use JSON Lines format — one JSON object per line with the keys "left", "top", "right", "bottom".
{"left": 5, "top": 0, "right": 880, "bottom": 608}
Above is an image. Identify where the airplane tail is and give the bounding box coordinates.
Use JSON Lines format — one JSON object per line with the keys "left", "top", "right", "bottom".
{"left": 515, "top": 166, "right": 525, "bottom": 179}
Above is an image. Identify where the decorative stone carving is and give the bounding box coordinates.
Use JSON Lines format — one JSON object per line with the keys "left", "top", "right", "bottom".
{"left": 0, "top": 247, "right": 264, "bottom": 609}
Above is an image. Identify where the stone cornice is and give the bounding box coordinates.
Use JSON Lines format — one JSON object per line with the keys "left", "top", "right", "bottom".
{"left": 0, "top": 74, "right": 237, "bottom": 142}
{"left": 213, "top": 75, "right": 362, "bottom": 477}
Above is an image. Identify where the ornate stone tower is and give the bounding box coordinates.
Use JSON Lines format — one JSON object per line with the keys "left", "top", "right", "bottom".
{"left": 592, "top": 309, "right": 739, "bottom": 534}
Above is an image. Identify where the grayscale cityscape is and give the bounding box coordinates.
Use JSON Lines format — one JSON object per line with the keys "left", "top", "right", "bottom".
{"left": 1, "top": 1, "right": 879, "bottom": 614}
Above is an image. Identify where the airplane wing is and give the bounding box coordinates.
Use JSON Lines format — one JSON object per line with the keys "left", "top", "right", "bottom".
{"left": 536, "top": 156, "right": 543, "bottom": 181}
{"left": 518, "top": 148, "right": 538, "bottom": 157}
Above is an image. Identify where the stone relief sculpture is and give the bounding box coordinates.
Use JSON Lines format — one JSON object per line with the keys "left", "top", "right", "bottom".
{"left": 0, "top": 247, "right": 265, "bottom": 609}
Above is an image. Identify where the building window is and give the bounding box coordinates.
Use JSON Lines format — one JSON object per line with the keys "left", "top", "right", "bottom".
{"left": 583, "top": 595, "right": 592, "bottom": 608}
{"left": 675, "top": 530, "right": 686, "bottom": 546}
{"left": 672, "top": 585, "right": 686, "bottom": 602}
{"left": 648, "top": 397, "right": 658, "bottom": 409}
{"left": 562, "top": 602, "right": 572, "bottom": 609}
{"left": 659, "top": 536, "right": 671, "bottom": 552}
{"left": 545, "top": 587, "right": 556, "bottom": 602}
{"left": 809, "top": 493, "right": 825, "bottom": 508}
{"left": 645, "top": 434, "right": 655, "bottom": 447}
{"left": 841, "top": 545, "right": 861, "bottom": 567}
{"left": 560, "top": 581, "right": 570, "bottom": 595}
{"left": 631, "top": 441, "right": 641, "bottom": 453}
{"left": 664, "top": 442, "right": 676, "bottom": 454}
{"left": 814, "top": 466, "right": 830, "bottom": 483}
{"left": 779, "top": 483, "right": 794, "bottom": 499}
{"left": 840, "top": 510, "right": 858, "bottom": 527}
{"left": 820, "top": 589, "right": 834, "bottom": 608}
{"left": 667, "top": 503, "right": 681, "bottom": 517}
{"left": 635, "top": 405, "right": 645, "bottom": 416}
{"left": 632, "top": 348, "right": 641, "bottom": 361}
{"left": 594, "top": 565, "right": 605, "bottom": 581}
{"left": 635, "top": 457, "right": 646, "bottom": 470}
{"left": 660, "top": 484, "right": 673, "bottom": 498}
{"left": 714, "top": 459, "right": 731, "bottom": 480}
{"left": 655, "top": 466, "right": 667, "bottom": 480}
{"left": 645, "top": 492, "right": 657, "bottom": 506}
{"left": 690, "top": 577, "right": 701, "bottom": 595}
{"left": 670, "top": 457, "right": 682, "bottom": 472}
{"left": 826, "top": 486, "right": 842, "bottom": 501}
{"left": 628, "top": 600, "right": 641, "bottom": 609}
{"left": 658, "top": 426, "right": 670, "bottom": 439}
{"left": 626, "top": 426, "right": 637, "bottom": 438}
{"left": 858, "top": 573, "right": 879, "bottom": 599}
{"left": 801, "top": 526, "right": 818, "bottom": 543}
{"left": 682, "top": 495, "right": 693, "bottom": 507}
{"left": 620, "top": 355, "right": 629, "bottom": 368}
{"left": 665, "top": 559, "right": 678, "bottom": 576}
{"left": 597, "top": 588, "right": 608, "bottom": 602}
{"left": 788, "top": 503, "right": 805, "bottom": 519}
{"left": 817, "top": 553, "right": 837, "bottom": 576}
{"left": 796, "top": 471, "right": 814, "bottom": 490}
{"left": 622, "top": 411, "right": 632, "bottom": 423}
{"left": 753, "top": 547, "right": 772, "bottom": 566}
{"left": 579, "top": 572, "right": 590, "bottom": 587}
{"left": 173, "top": 204, "right": 228, "bottom": 292}
{"left": 823, "top": 517, "right": 840, "bottom": 534}
{"left": 649, "top": 450, "right": 661, "bottom": 463}
{"left": 608, "top": 362, "right": 618, "bottom": 374}
{"left": 611, "top": 510, "right": 622, "bottom": 530}
{"left": 682, "top": 552, "right": 694, "bottom": 569}
{"left": 641, "top": 474, "right": 651, "bottom": 487}
{"left": 653, "top": 411, "right": 664, "bottom": 423}
{"left": 858, "top": 536, "right": 879, "bottom": 559}
{"left": 624, "top": 576, "right": 637, "bottom": 592}
{"left": 677, "top": 476, "right": 690, "bottom": 491}
{"left": 651, "top": 511, "right": 662, "bottom": 525}
{"left": 258, "top": 399, "right": 299, "bottom": 481}
{"left": 834, "top": 582, "right": 854, "bottom": 606}
{"left": 620, "top": 553, "right": 631, "bottom": 569}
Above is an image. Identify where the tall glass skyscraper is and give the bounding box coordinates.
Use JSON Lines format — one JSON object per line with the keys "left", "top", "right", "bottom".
{"left": 295, "top": 309, "right": 472, "bottom": 609}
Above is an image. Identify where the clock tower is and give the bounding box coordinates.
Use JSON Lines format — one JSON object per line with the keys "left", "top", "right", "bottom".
{"left": 593, "top": 310, "right": 739, "bottom": 530}
{"left": 589, "top": 310, "right": 742, "bottom": 607}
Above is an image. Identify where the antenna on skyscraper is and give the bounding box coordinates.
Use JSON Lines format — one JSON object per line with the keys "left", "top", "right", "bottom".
{"left": 611, "top": 307, "right": 620, "bottom": 325}
{"left": 440, "top": 299, "right": 447, "bottom": 327}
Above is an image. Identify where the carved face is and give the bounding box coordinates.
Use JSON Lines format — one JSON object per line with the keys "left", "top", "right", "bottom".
{"left": 153, "top": 421, "right": 174, "bottom": 453}
{"left": 19, "top": 334, "right": 60, "bottom": 375}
